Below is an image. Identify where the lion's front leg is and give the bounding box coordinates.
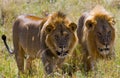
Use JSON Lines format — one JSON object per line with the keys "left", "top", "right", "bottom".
{"left": 82, "top": 50, "right": 96, "bottom": 72}
{"left": 84, "top": 56, "right": 96, "bottom": 72}
{"left": 41, "top": 52, "right": 55, "bottom": 75}
{"left": 44, "top": 61, "right": 54, "bottom": 74}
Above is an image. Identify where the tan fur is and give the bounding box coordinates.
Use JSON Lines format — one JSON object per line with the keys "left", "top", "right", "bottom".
{"left": 77, "top": 5, "right": 116, "bottom": 72}
{"left": 2, "top": 12, "right": 78, "bottom": 75}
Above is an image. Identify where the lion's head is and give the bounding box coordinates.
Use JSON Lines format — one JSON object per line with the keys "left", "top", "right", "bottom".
{"left": 84, "top": 6, "right": 116, "bottom": 56}
{"left": 41, "top": 12, "right": 78, "bottom": 58}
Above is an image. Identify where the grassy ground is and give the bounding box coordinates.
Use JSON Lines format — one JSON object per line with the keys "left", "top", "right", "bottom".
{"left": 0, "top": 0, "right": 120, "bottom": 78}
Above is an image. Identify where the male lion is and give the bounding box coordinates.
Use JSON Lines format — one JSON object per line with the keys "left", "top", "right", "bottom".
{"left": 1, "top": 12, "right": 78, "bottom": 75}
{"left": 77, "top": 5, "right": 116, "bottom": 72}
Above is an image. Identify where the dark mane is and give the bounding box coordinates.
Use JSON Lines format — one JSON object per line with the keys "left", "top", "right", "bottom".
{"left": 50, "top": 11, "right": 66, "bottom": 20}
{"left": 57, "top": 11, "right": 66, "bottom": 18}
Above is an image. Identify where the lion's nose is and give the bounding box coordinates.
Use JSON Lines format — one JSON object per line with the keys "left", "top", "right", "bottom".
{"left": 105, "top": 44, "right": 108, "bottom": 48}
{"left": 59, "top": 45, "right": 64, "bottom": 52}
{"left": 104, "top": 48, "right": 109, "bottom": 51}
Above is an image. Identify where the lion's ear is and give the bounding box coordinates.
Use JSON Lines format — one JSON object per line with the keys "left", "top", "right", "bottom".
{"left": 109, "top": 17, "right": 116, "bottom": 26}
{"left": 45, "top": 25, "right": 54, "bottom": 33}
{"left": 69, "top": 23, "right": 77, "bottom": 31}
{"left": 85, "top": 19, "right": 96, "bottom": 29}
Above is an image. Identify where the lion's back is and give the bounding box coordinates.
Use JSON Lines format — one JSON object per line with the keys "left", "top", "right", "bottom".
{"left": 13, "top": 15, "right": 46, "bottom": 57}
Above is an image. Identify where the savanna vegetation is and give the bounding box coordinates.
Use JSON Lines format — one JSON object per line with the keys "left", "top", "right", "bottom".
{"left": 0, "top": 0, "right": 120, "bottom": 78}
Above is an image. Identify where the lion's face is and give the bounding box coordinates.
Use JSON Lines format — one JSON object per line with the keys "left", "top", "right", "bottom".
{"left": 85, "top": 16, "right": 115, "bottom": 56}
{"left": 44, "top": 20, "right": 78, "bottom": 58}
{"left": 95, "top": 19, "right": 115, "bottom": 56}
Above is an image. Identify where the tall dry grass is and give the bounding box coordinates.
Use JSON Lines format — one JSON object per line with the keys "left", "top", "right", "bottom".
{"left": 0, "top": 0, "right": 120, "bottom": 78}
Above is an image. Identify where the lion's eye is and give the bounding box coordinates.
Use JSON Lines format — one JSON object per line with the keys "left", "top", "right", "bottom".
{"left": 65, "top": 34, "right": 69, "bottom": 38}
{"left": 64, "top": 34, "right": 69, "bottom": 41}
{"left": 55, "top": 35, "right": 59, "bottom": 40}
{"left": 107, "top": 31, "right": 111, "bottom": 36}
{"left": 97, "top": 32, "right": 102, "bottom": 37}
{"left": 108, "top": 31, "right": 111, "bottom": 34}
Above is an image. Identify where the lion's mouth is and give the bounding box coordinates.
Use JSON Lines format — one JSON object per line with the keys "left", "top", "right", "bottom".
{"left": 56, "top": 50, "right": 69, "bottom": 58}
{"left": 98, "top": 47, "right": 110, "bottom": 51}
{"left": 98, "top": 47, "right": 110, "bottom": 55}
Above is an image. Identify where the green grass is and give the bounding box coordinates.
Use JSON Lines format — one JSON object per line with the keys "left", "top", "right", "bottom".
{"left": 0, "top": 0, "right": 120, "bottom": 78}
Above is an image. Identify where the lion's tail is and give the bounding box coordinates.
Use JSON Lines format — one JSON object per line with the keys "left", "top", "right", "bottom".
{"left": 1, "top": 35, "right": 14, "bottom": 54}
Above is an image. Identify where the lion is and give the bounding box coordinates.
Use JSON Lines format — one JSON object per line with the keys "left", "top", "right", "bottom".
{"left": 1, "top": 12, "right": 78, "bottom": 75}
{"left": 77, "top": 5, "right": 116, "bottom": 72}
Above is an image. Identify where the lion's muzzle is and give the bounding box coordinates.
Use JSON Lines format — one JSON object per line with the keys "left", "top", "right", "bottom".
{"left": 56, "top": 45, "right": 69, "bottom": 58}
{"left": 56, "top": 50, "right": 69, "bottom": 57}
{"left": 98, "top": 45, "right": 110, "bottom": 55}
{"left": 98, "top": 47, "right": 109, "bottom": 52}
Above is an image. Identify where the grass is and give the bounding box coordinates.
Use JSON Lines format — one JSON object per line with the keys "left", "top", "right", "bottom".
{"left": 0, "top": 0, "right": 120, "bottom": 78}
